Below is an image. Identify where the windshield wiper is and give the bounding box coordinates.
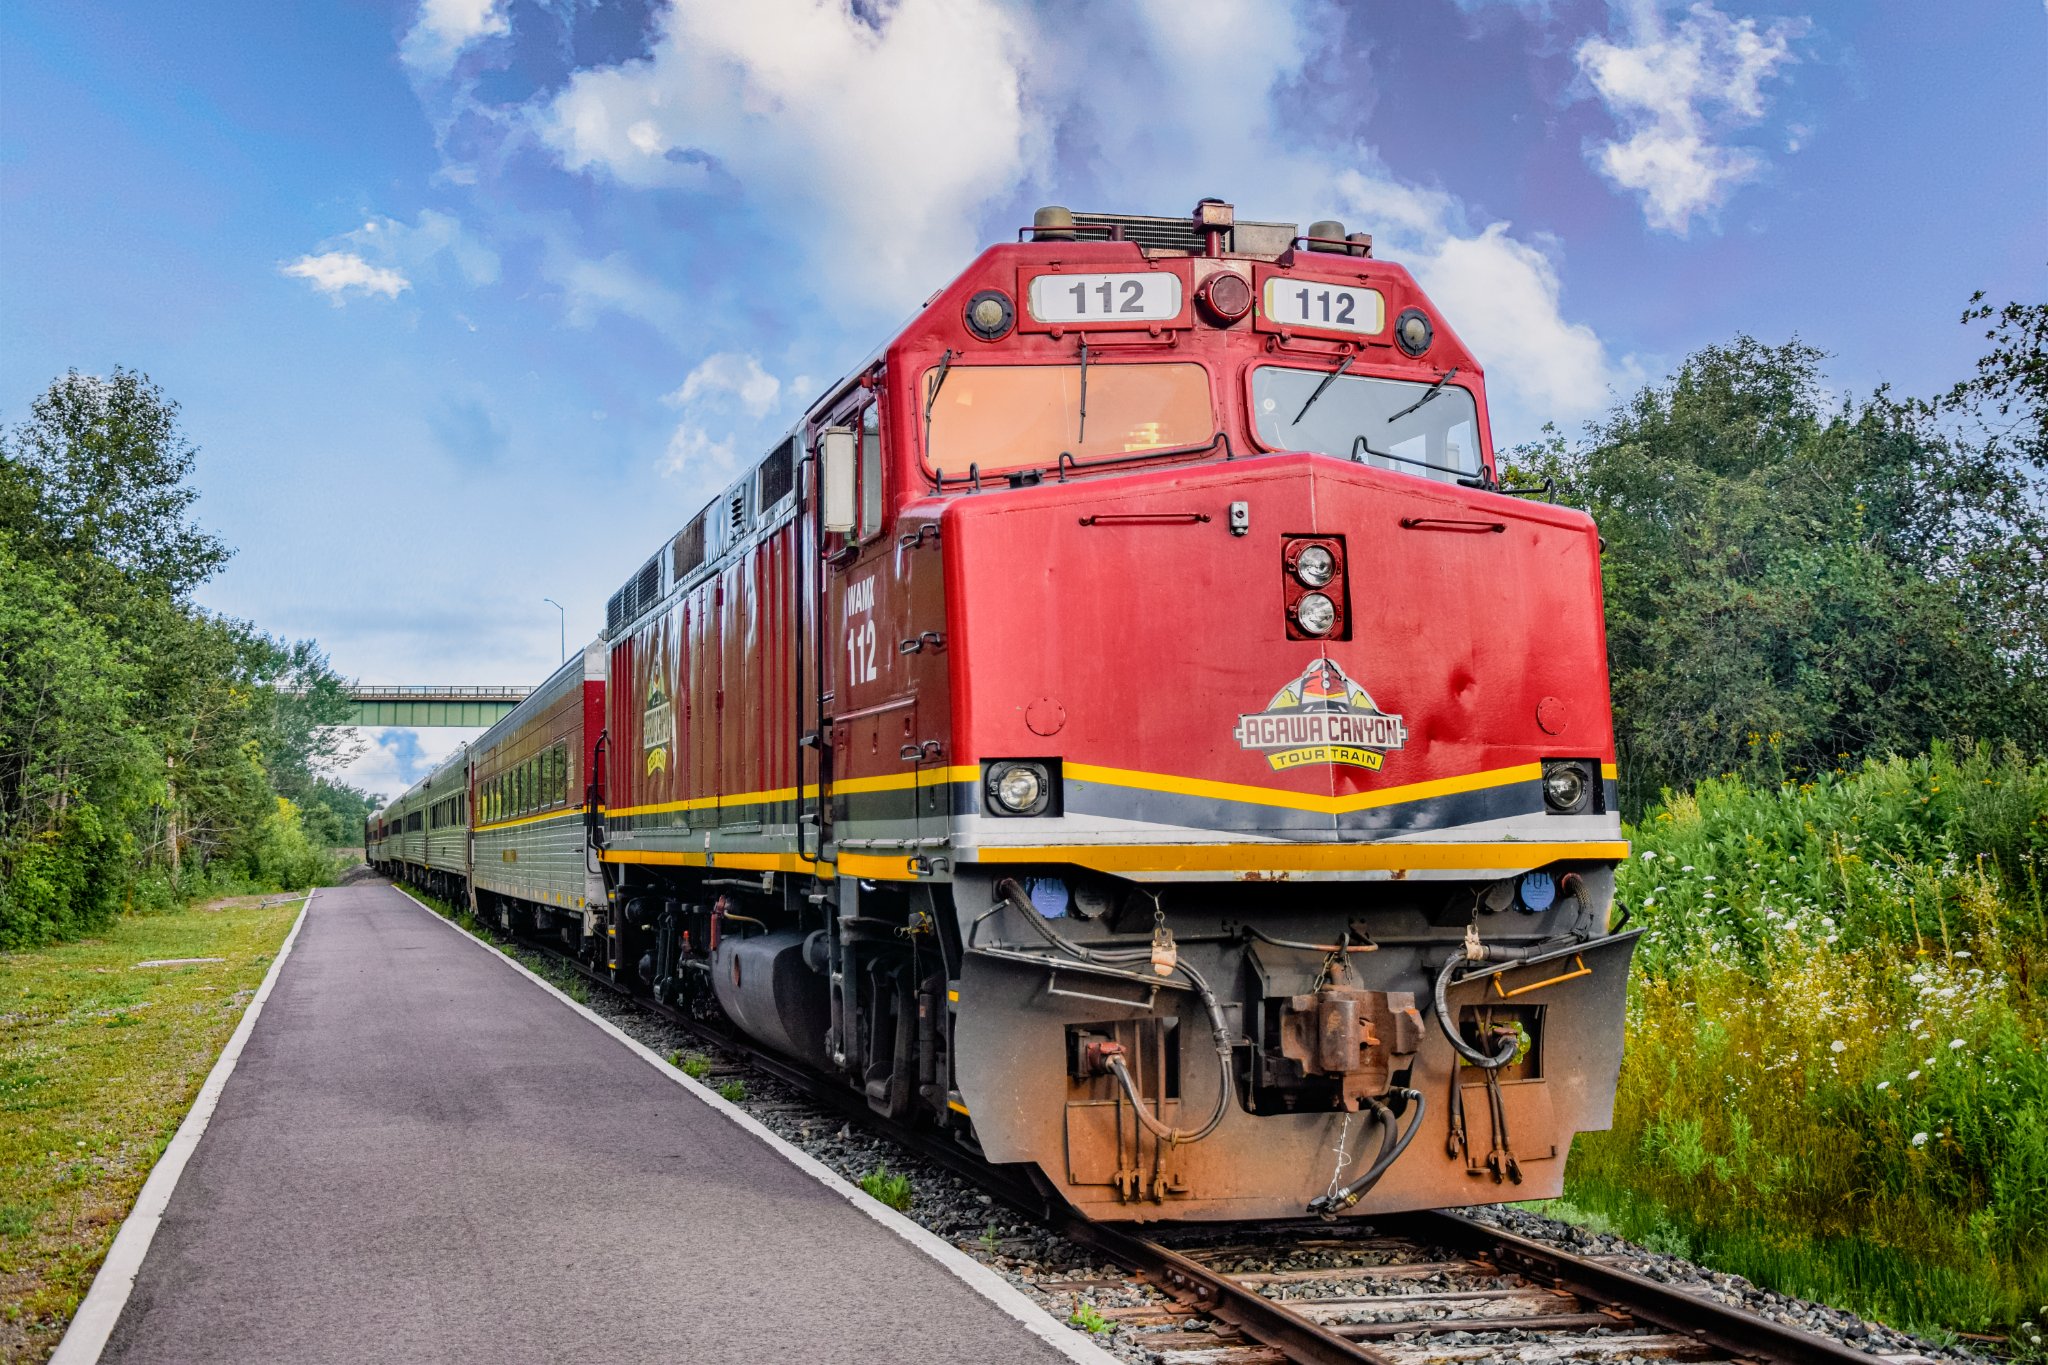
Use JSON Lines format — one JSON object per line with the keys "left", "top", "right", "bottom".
{"left": 1076, "top": 337, "right": 1090, "bottom": 444}
{"left": 1386, "top": 366, "right": 1459, "bottom": 424}
{"left": 1350, "top": 432, "right": 1489, "bottom": 486}
{"left": 923, "top": 347, "right": 955, "bottom": 427}
{"left": 1293, "top": 353, "right": 1355, "bottom": 424}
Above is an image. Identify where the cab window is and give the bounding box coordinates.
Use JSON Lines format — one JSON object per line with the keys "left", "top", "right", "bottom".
{"left": 1250, "top": 365, "right": 1481, "bottom": 484}
{"left": 925, "top": 362, "right": 1213, "bottom": 476}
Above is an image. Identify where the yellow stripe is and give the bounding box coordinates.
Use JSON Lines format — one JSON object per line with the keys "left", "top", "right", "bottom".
{"left": 969, "top": 840, "right": 1629, "bottom": 875}
{"left": 601, "top": 849, "right": 823, "bottom": 874}
{"left": 605, "top": 765, "right": 980, "bottom": 818}
{"left": 946, "top": 1099, "right": 971, "bottom": 1116}
{"left": 1065, "top": 760, "right": 1544, "bottom": 816}
{"left": 475, "top": 806, "right": 586, "bottom": 833}
{"left": 946, "top": 989, "right": 959, "bottom": 1002}
{"left": 1601, "top": 762, "right": 1618, "bottom": 778}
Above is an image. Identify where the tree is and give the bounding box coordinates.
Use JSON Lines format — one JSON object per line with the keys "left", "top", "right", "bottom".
{"left": 1506, "top": 328, "right": 2048, "bottom": 815}
{"left": 0, "top": 367, "right": 228, "bottom": 598}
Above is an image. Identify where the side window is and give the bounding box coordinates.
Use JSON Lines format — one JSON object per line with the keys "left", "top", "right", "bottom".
{"left": 859, "top": 402, "right": 884, "bottom": 540}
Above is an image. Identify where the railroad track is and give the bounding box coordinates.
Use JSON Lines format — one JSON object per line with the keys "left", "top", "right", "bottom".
{"left": 440, "top": 894, "right": 1927, "bottom": 1365}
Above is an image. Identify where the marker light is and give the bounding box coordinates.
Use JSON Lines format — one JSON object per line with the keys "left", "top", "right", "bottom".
{"left": 1294, "top": 592, "right": 1337, "bottom": 636}
{"left": 1293, "top": 544, "right": 1336, "bottom": 588}
{"left": 985, "top": 760, "right": 1055, "bottom": 816}
{"left": 1394, "top": 307, "right": 1433, "bottom": 357}
{"left": 965, "top": 290, "right": 1014, "bottom": 341}
{"left": 1541, "top": 758, "right": 1596, "bottom": 815}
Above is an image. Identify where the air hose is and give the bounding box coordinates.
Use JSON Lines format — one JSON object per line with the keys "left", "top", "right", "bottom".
{"left": 1306, "top": 1088, "right": 1426, "bottom": 1218}
{"left": 997, "top": 879, "right": 1235, "bottom": 1146}
{"left": 1432, "top": 931, "right": 1539, "bottom": 1069}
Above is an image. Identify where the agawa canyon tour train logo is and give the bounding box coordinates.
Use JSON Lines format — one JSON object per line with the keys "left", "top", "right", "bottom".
{"left": 643, "top": 675, "right": 674, "bottom": 778}
{"left": 1234, "top": 660, "right": 1407, "bottom": 772}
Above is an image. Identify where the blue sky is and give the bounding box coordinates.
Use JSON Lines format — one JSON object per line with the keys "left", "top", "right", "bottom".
{"left": 3, "top": 0, "right": 2042, "bottom": 798}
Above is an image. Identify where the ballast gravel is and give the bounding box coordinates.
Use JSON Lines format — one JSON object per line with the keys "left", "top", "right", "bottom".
{"left": 456, "top": 915, "right": 1991, "bottom": 1365}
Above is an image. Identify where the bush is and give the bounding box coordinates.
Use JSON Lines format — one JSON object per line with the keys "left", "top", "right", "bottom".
{"left": 1571, "top": 744, "right": 2048, "bottom": 1335}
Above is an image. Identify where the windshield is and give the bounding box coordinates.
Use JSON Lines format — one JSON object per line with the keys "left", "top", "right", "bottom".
{"left": 925, "top": 362, "right": 1213, "bottom": 476}
{"left": 1251, "top": 365, "right": 1483, "bottom": 484}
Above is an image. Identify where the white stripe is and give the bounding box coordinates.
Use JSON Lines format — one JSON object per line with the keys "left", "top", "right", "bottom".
{"left": 50, "top": 890, "right": 317, "bottom": 1365}
{"left": 394, "top": 885, "right": 1118, "bottom": 1365}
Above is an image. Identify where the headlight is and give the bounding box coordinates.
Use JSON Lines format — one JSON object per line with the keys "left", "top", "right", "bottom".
{"left": 1541, "top": 760, "right": 1591, "bottom": 814}
{"left": 1294, "top": 544, "right": 1336, "bottom": 587}
{"left": 985, "top": 760, "right": 1055, "bottom": 816}
{"left": 1294, "top": 592, "right": 1336, "bottom": 636}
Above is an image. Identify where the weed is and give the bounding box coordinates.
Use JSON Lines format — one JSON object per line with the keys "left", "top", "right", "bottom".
{"left": 980, "top": 1222, "right": 1001, "bottom": 1252}
{"left": 682, "top": 1054, "right": 713, "bottom": 1081}
{"left": 1068, "top": 1303, "right": 1111, "bottom": 1335}
{"left": 717, "top": 1079, "right": 746, "bottom": 1103}
{"left": 857, "top": 1165, "right": 913, "bottom": 1211}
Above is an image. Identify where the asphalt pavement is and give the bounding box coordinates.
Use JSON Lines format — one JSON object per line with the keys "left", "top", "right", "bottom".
{"left": 99, "top": 881, "right": 1095, "bottom": 1364}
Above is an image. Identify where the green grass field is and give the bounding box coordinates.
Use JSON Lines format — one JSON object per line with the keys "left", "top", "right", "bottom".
{"left": 0, "top": 891, "right": 304, "bottom": 1364}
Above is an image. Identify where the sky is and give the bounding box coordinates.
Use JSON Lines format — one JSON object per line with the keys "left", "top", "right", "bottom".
{"left": 3, "top": 0, "right": 2043, "bottom": 799}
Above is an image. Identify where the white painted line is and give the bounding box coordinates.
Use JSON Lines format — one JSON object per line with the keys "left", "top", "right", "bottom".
{"left": 51, "top": 890, "right": 317, "bottom": 1365}
{"left": 393, "top": 884, "right": 1119, "bottom": 1365}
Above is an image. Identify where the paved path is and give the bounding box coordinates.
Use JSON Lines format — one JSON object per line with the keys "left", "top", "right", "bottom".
{"left": 101, "top": 881, "right": 1091, "bottom": 1364}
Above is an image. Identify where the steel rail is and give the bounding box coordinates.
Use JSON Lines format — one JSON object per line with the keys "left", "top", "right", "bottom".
{"left": 1395, "top": 1208, "right": 1882, "bottom": 1364}
{"left": 451, "top": 897, "right": 1882, "bottom": 1365}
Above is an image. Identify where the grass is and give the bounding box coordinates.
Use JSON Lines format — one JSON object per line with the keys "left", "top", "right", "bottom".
{"left": 1549, "top": 743, "right": 2047, "bottom": 1347}
{"left": 0, "top": 891, "right": 304, "bottom": 1363}
{"left": 1067, "top": 1303, "right": 1111, "bottom": 1335}
{"left": 857, "top": 1165, "right": 913, "bottom": 1212}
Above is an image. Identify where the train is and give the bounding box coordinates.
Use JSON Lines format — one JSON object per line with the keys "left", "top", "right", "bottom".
{"left": 370, "top": 200, "right": 1637, "bottom": 1223}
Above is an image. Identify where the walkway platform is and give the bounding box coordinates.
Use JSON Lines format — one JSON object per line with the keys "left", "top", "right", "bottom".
{"left": 95, "top": 882, "right": 1102, "bottom": 1364}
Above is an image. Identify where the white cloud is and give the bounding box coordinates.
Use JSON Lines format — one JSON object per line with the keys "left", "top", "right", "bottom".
{"left": 666, "top": 353, "right": 780, "bottom": 419}
{"left": 348, "top": 209, "right": 500, "bottom": 287}
{"left": 553, "top": 249, "right": 687, "bottom": 337}
{"left": 658, "top": 352, "right": 787, "bottom": 482}
{"left": 400, "top": 0, "right": 508, "bottom": 73}
{"left": 1411, "top": 225, "right": 1621, "bottom": 419}
{"left": 538, "top": 0, "right": 1037, "bottom": 307}
{"left": 520, "top": 0, "right": 1625, "bottom": 432}
{"left": 1576, "top": 2, "right": 1805, "bottom": 234}
{"left": 280, "top": 251, "right": 411, "bottom": 302}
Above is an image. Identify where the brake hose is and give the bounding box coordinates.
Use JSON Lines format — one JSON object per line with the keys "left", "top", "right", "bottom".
{"left": 1307, "top": 1088, "right": 1426, "bottom": 1218}
{"left": 997, "top": 880, "right": 1235, "bottom": 1146}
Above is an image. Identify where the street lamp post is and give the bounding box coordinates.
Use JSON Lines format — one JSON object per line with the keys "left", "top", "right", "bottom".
{"left": 543, "top": 598, "right": 565, "bottom": 664}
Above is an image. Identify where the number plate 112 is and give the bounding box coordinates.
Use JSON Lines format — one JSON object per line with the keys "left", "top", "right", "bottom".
{"left": 1027, "top": 272, "right": 1184, "bottom": 324}
{"left": 1263, "top": 279, "right": 1383, "bottom": 335}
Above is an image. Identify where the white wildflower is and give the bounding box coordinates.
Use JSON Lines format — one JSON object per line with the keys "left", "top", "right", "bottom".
{"left": 1681, "top": 865, "right": 1695, "bottom": 872}
{"left": 1949, "top": 1039, "right": 1966, "bottom": 1050}
{"left": 1908, "top": 1070, "right": 1921, "bottom": 1081}
{"left": 1830, "top": 1040, "right": 1847, "bottom": 1053}
{"left": 1876, "top": 1081, "right": 1890, "bottom": 1091}
{"left": 1641, "top": 850, "right": 1657, "bottom": 860}
{"left": 1953, "top": 950, "right": 1971, "bottom": 959}
{"left": 1908, "top": 1018, "right": 1923, "bottom": 1030}
{"left": 1911, "top": 1132, "right": 1929, "bottom": 1147}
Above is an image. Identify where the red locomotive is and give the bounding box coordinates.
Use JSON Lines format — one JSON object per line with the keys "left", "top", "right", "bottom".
{"left": 373, "top": 200, "right": 1635, "bottom": 1222}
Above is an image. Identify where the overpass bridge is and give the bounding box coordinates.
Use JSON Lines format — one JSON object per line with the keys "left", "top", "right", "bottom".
{"left": 343, "top": 686, "right": 530, "bottom": 727}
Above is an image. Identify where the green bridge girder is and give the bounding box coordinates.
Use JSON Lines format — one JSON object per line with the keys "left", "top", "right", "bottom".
{"left": 344, "top": 687, "right": 530, "bottom": 728}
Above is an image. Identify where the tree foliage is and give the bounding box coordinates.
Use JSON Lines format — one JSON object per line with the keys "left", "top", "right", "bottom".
{"left": 1507, "top": 314, "right": 2047, "bottom": 816}
{"left": 0, "top": 368, "right": 366, "bottom": 947}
